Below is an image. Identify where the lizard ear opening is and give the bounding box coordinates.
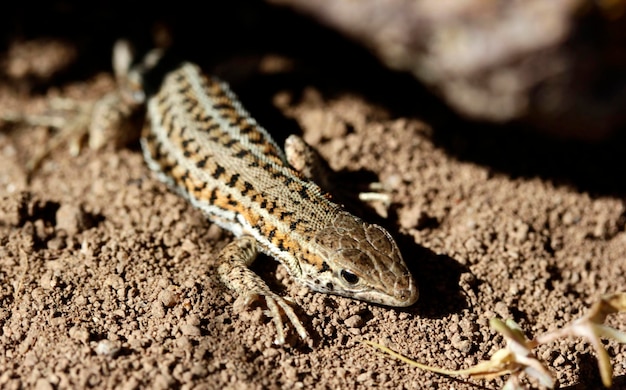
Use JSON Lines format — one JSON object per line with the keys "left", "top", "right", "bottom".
{"left": 340, "top": 269, "right": 359, "bottom": 285}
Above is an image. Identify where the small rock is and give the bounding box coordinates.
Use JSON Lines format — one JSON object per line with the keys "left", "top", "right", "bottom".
{"left": 35, "top": 378, "right": 53, "bottom": 390}
{"left": 158, "top": 287, "right": 180, "bottom": 308}
{"left": 56, "top": 203, "right": 95, "bottom": 235}
{"left": 344, "top": 315, "right": 364, "bottom": 328}
{"left": 95, "top": 339, "right": 121, "bottom": 357}
{"left": 180, "top": 324, "right": 201, "bottom": 336}
{"left": 0, "top": 192, "right": 30, "bottom": 226}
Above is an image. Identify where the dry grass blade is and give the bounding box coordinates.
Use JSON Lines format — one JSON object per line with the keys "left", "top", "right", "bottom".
{"left": 361, "top": 292, "right": 626, "bottom": 389}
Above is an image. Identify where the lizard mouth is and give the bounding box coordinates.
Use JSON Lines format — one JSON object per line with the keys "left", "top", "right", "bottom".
{"left": 350, "top": 284, "right": 419, "bottom": 307}
{"left": 308, "top": 277, "right": 419, "bottom": 307}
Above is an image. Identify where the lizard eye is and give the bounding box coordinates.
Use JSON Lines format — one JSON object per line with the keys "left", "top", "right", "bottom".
{"left": 340, "top": 270, "right": 359, "bottom": 285}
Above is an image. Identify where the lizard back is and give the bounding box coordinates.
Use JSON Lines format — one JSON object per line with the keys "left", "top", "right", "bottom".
{"left": 141, "top": 63, "right": 338, "bottom": 267}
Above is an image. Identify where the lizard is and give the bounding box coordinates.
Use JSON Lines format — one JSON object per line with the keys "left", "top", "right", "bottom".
{"left": 22, "top": 41, "right": 420, "bottom": 344}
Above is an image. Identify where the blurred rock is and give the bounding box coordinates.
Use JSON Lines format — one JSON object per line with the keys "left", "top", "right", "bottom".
{"left": 268, "top": 0, "right": 626, "bottom": 139}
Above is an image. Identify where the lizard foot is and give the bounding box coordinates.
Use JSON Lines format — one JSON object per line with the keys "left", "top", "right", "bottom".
{"left": 218, "top": 235, "right": 308, "bottom": 345}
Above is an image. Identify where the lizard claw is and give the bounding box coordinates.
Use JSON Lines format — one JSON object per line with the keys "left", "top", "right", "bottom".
{"left": 235, "top": 291, "right": 307, "bottom": 345}
{"left": 264, "top": 293, "right": 308, "bottom": 344}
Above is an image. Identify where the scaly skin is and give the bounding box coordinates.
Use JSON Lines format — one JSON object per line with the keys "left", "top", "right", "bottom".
{"left": 137, "top": 62, "right": 418, "bottom": 343}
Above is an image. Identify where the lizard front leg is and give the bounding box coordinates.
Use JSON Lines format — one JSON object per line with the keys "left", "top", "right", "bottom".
{"left": 217, "top": 235, "right": 308, "bottom": 345}
{"left": 285, "top": 134, "right": 391, "bottom": 207}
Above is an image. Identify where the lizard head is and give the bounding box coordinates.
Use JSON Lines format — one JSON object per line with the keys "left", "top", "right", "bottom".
{"left": 304, "top": 211, "right": 418, "bottom": 307}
